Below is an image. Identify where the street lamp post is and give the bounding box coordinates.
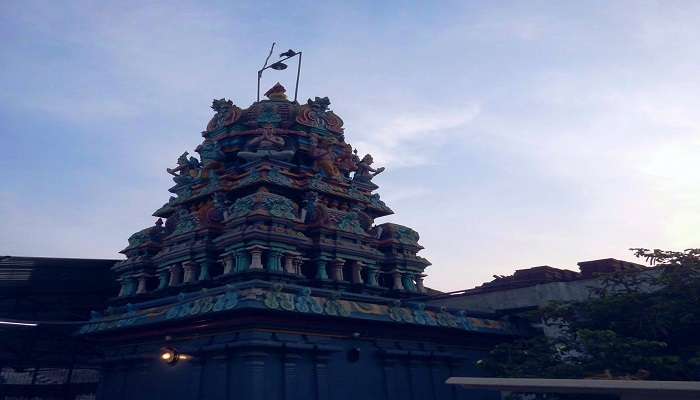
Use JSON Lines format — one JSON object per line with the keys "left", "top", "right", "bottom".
{"left": 257, "top": 42, "right": 302, "bottom": 102}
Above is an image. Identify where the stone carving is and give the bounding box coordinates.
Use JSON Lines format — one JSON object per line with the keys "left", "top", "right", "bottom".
{"left": 167, "top": 152, "right": 201, "bottom": 185}
{"left": 169, "top": 209, "right": 198, "bottom": 236}
{"left": 266, "top": 167, "right": 293, "bottom": 186}
{"left": 336, "top": 211, "right": 366, "bottom": 234}
{"left": 195, "top": 139, "right": 225, "bottom": 168}
{"left": 206, "top": 98, "right": 242, "bottom": 132}
{"left": 195, "top": 201, "right": 224, "bottom": 227}
{"left": 295, "top": 287, "right": 322, "bottom": 313}
{"left": 296, "top": 97, "right": 344, "bottom": 134}
{"left": 263, "top": 196, "right": 297, "bottom": 220}
{"left": 238, "top": 125, "right": 295, "bottom": 161}
{"left": 337, "top": 144, "right": 360, "bottom": 176}
{"left": 309, "top": 136, "right": 340, "bottom": 179}
{"left": 377, "top": 223, "right": 420, "bottom": 245}
{"left": 228, "top": 191, "right": 298, "bottom": 220}
{"left": 125, "top": 218, "right": 165, "bottom": 248}
{"left": 302, "top": 192, "right": 329, "bottom": 225}
{"left": 352, "top": 154, "right": 384, "bottom": 184}
{"left": 229, "top": 197, "right": 255, "bottom": 219}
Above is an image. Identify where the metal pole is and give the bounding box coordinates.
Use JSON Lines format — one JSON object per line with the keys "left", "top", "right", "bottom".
{"left": 294, "top": 52, "right": 302, "bottom": 102}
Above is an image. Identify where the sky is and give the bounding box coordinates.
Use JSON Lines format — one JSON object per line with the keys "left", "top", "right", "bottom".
{"left": 1, "top": 1, "right": 700, "bottom": 291}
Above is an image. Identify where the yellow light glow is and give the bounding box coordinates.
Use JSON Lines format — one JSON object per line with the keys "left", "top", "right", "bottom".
{"left": 161, "top": 352, "right": 173, "bottom": 361}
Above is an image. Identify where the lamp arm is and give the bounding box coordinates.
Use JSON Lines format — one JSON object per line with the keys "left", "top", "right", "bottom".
{"left": 256, "top": 50, "right": 302, "bottom": 102}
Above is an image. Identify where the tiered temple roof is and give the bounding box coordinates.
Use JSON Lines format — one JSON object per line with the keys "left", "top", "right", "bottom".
{"left": 114, "top": 84, "right": 429, "bottom": 299}
{"left": 80, "top": 84, "right": 519, "bottom": 337}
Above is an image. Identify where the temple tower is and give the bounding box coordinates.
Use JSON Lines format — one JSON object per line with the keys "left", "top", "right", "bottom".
{"left": 80, "top": 83, "right": 522, "bottom": 400}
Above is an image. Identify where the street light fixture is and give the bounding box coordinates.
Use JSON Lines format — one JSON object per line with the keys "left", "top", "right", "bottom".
{"left": 257, "top": 42, "right": 302, "bottom": 102}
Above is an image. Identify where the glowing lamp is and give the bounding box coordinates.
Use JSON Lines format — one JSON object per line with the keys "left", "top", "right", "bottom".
{"left": 160, "top": 347, "right": 180, "bottom": 365}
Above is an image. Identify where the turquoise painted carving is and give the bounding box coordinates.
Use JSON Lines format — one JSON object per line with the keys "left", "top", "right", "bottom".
{"left": 229, "top": 196, "right": 255, "bottom": 218}
{"left": 266, "top": 251, "right": 283, "bottom": 272}
{"left": 267, "top": 167, "right": 292, "bottom": 186}
{"left": 315, "top": 259, "right": 329, "bottom": 280}
{"left": 412, "top": 303, "right": 430, "bottom": 325}
{"left": 222, "top": 291, "right": 238, "bottom": 309}
{"left": 336, "top": 212, "right": 365, "bottom": 234}
{"left": 402, "top": 275, "right": 417, "bottom": 292}
{"left": 256, "top": 104, "right": 282, "bottom": 125}
{"left": 237, "top": 168, "right": 260, "bottom": 186}
{"left": 170, "top": 209, "right": 198, "bottom": 236}
{"left": 264, "top": 285, "right": 294, "bottom": 310}
{"left": 366, "top": 268, "right": 379, "bottom": 287}
{"left": 198, "top": 263, "right": 211, "bottom": 281}
{"left": 235, "top": 251, "right": 250, "bottom": 272}
{"left": 157, "top": 271, "right": 168, "bottom": 290}
{"left": 324, "top": 294, "right": 351, "bottom": 317}
{"left": 295, "top": 287, "right": 322, "bottom": 313}
{"left": 436, "top": 307, "right": 459, "bottom": 328}
{"left": 263, "top": 196, "right": 297, "bottom": 219}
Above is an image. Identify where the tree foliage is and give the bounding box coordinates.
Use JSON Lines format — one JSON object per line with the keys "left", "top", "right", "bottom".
{"left": 480, "top": 248, "right": 700, "bottom": 381}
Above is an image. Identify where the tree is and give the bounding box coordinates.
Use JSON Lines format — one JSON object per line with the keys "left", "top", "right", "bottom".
{"left": 479, "top": 248, "right": 700, "bottom": 381}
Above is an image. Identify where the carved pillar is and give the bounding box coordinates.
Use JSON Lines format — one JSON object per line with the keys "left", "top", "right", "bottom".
{"left": 283, "top": 353, "right": 302, "bottom": 400}
{"left": 182, "top": 261, "right": 199, "bottom": 284}
{"left": 266, "top": 250, "right": 283, "bottom": 272}
{"left": 313, "top": 354, "right": 331, "bottom": 400}
{"left": 198, "top": 261, "right": 211, "bottom": 281}
{"left": 381, "top": 357, "right": 399, "bottom": 400}
{"left": 157, "top": 271, "right": 169, "bottom": 290}
{"left": 235, "top": 250, "right": 249, "bottom": 272}
{"left": 416, "top": 275, "right": 426, "bottom": 294}
{"left": 135, "top": 275, "right": 148, "bottom": 295}
{"left": 126, "top": 278, "right": 137, "bottom": 295}
{"left": 222, "top": 254, "right": 234, "bottom": 275}
{"left": 248, "top": 247, "right": 264, "bottom": 270}
{"left": 352, "top": 261, "right": 364, "bottom": 284}
{"left": 428, "top": 359, "right": 445, "bottom": 400}
{"left": 118, "top": 279, "right": 129, "bottom": 297}
{"left": 366, "top": 265, "right": 379, "bottom": 287}
{"left": 402, "top": 274, "right": 417, "bottom": 292}
{"left": 284, "top": 255, "right": 295, "bottom": 274}
{"left": 315, "top": 259, "right": 329, "bottom": 281}
{"left": 168, "top": 264, "right": 182, "bottom": 287}
{"left": 242, "top": 352, "right": 266, "bottom": 400}
{"left": 292, "top": 256, "right": 304, "bottom": 276}
{"left": 392, "top": 270, "right": 404, "bottom": 291}
{"left": 331, "top": 259, "right": 345, "bottom": 281}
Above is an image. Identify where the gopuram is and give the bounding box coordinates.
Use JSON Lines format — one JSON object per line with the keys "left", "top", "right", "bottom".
{"left": 79, "top": 82, "right": 526, "bottom": 400}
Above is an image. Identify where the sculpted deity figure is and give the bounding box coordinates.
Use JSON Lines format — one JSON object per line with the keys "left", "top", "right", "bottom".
{"left": 352, "top": 154, "right": 384, "bottom": 184}
{"left": 195, "top": 139, "right": 225, "bottom": 168}
{"left": 248, "top": 125, "right": 285, "bottom": 150}
{"left": 206, "top": 98, "right": 241, "bottom": 132}
{"left": 302, "top": 191, "right": 329, "bottom": 225}
{"left": 167, "top": 152, "right": 201, "bottom": 184}
{"left": 238, "top": 125, "right": 295, "bottom": 161}
{"left": 309, "top": 136, "right": 340, "bottom": 179}
{"left": 336, "top": 143, "right": 360, "bottom": 176}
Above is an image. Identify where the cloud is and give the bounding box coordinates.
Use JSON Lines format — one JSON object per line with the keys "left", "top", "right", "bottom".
{"left": 351, "top": 104, "right": 481, "bottom": 167}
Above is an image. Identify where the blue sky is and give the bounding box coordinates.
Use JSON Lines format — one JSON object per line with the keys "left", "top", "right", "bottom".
{"left": 2, "top": 1, "right": 700, "bottom": 291}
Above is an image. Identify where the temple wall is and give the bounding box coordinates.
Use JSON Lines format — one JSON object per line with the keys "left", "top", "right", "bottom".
{"left": 95, "top": 330, "right": 498, "bottom": 400}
